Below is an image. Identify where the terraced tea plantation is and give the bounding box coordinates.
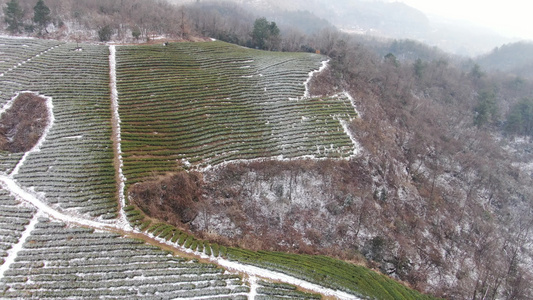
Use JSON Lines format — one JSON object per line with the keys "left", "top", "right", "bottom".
{"left": 0, "top": 37, "right": 438, "bottom": 299}
{"left": 0, "top": 38, "right": 117, "bottom": 219}
{"left": 115, "top": 42, "right": 358, "bottom": 185}
{"left": 1, "top": 216, "right": 251, "bottom": 299}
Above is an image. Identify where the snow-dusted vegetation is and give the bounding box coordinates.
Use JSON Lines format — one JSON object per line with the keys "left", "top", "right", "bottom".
{"left": 0, "top": 188, "right": 36, "bottom": 271}
{"left": 0, "top": 38, "right": 60, "bottom": 78}
{"left": 0, "top": 37, "right": 410, "bottom": 300}
{"left": 0, "top": 217, "right": 251, "bottom": 299}
{"left": 0, "top": 37, "right": 117, "bottom": 219}
{"left": 115, "top": 42, "right": 359, "bottom": 185}
{"left": 1, "top": 0, "right": 533, "bottom": 297}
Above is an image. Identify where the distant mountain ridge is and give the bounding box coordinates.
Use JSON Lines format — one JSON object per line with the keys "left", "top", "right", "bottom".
{"left": 233, "top": 0, "right": 430, "bottom": 35}
{"left": 477, "top": 41, "right": 533, "bottom": 79}
{"left": 186, "top": 0, "right": 514, "bottom": 56}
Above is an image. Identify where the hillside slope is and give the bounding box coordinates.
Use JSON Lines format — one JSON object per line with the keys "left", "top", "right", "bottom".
{"left": 115, "top": 41, "right": 358, "bottom": 183}
{"left": 0, "top": 37, "right": 438, "bottom": 299}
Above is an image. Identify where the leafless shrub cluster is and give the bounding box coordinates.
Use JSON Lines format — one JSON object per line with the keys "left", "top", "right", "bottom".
{"left": 129, "top": 172, "right": 204, "bottom": 225}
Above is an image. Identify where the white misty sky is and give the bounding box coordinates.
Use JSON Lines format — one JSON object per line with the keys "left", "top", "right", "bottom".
{"left": 397, "top": 0, "right": 533, "bottom": 40}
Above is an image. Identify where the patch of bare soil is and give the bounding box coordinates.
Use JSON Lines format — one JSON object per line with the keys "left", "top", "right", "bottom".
{"left": 129, "top": 172, "right": 204, "bottom": 225}
{"left": 0, "top": 93, "right": 49, "bottom": 153}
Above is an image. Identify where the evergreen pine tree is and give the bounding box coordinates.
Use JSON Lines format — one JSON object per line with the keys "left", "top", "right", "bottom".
{"left": 33, "top": 0, "right": 51, "bottom": 34}
{"left": 252, "top": 17, "right": 280, "bottom": 51}
{"left": 3, "top": 0, "right": 24, "bottom": 34}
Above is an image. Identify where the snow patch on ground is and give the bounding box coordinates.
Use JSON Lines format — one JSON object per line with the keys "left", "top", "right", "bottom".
{"left": 200, "top": 155, "right": 344, "bottom": 173}
{"left": 62, "top": 135, "right": 83, "bottom": 140}
{"left": 109, "top": 45, "right": 131, "bottom": 231}
{"left": 248, "top": 275, "right": 258, "bottom": 299}
{"left": 9, "top": 92, "right": 55, "bottom": 177}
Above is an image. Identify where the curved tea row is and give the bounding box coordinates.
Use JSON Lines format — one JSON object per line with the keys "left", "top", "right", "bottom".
{"left": 0, "top": 38, "right": 117, "bottom": 219}
{"left": 115, "top": 42, "right": 358, "bottom": 185}
{"left": 0, "top": 217, "right": 251, "bottom": 299}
